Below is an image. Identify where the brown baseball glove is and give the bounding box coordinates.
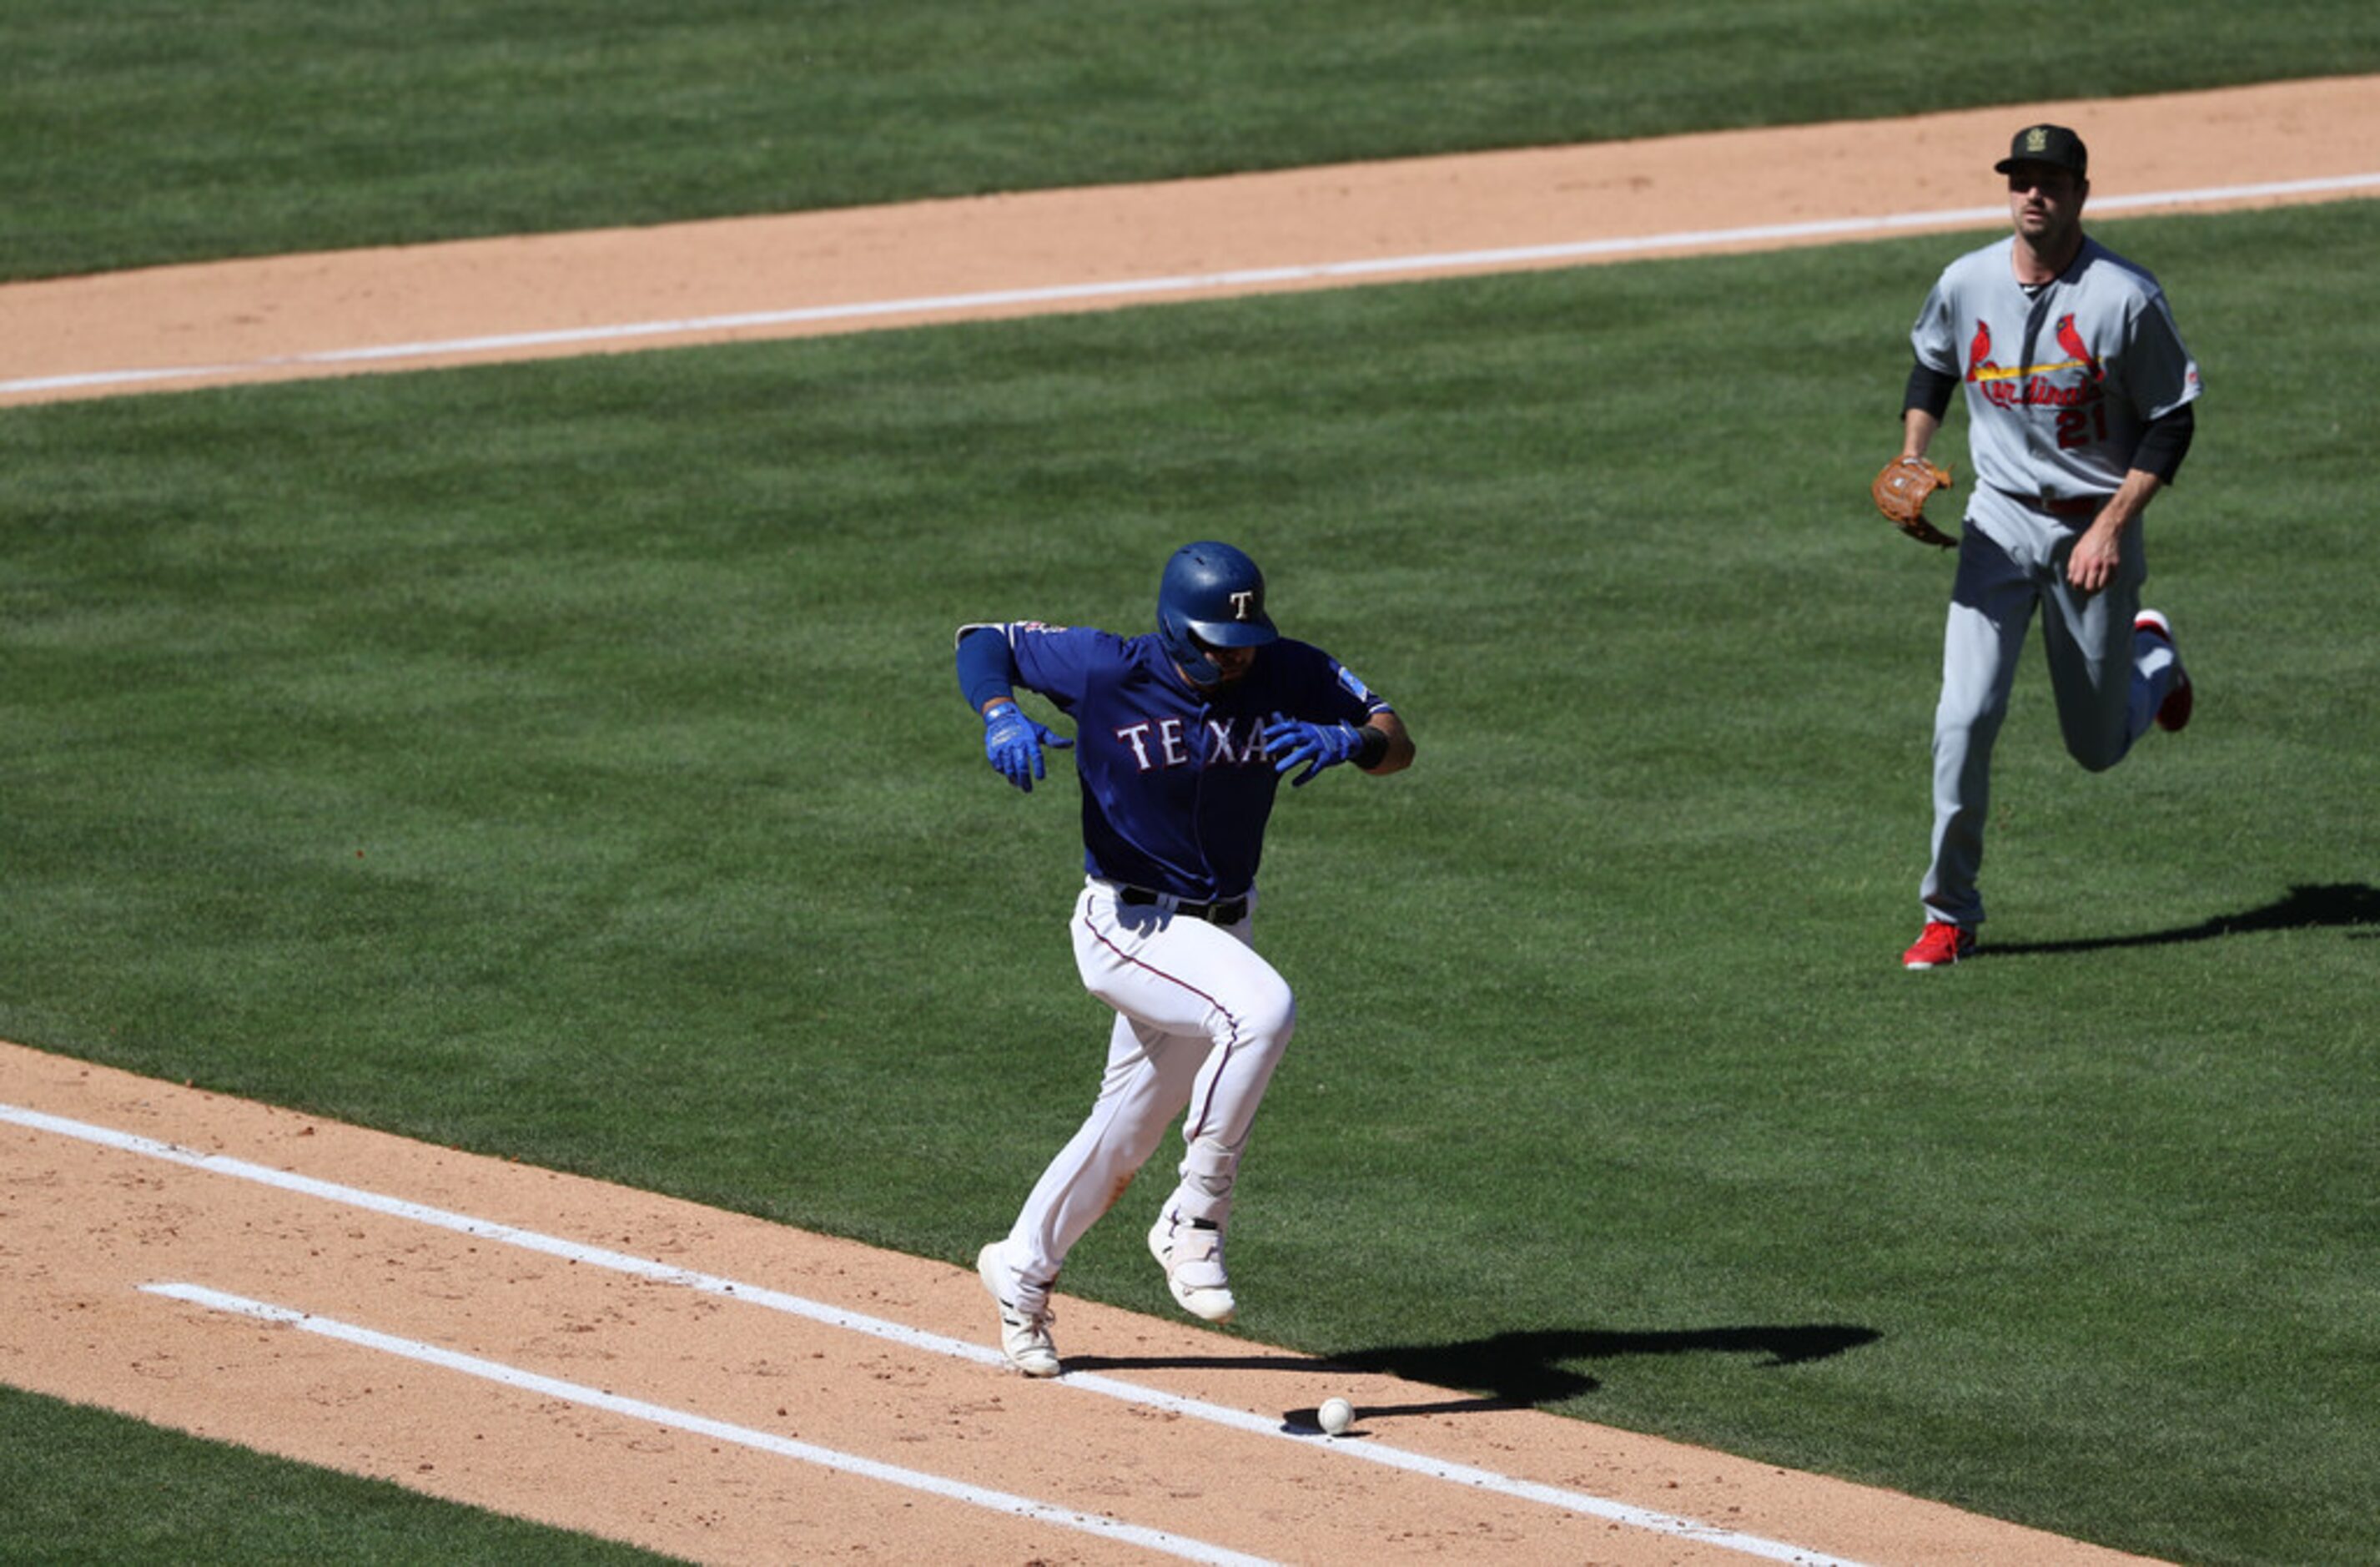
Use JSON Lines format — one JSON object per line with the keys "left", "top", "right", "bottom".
{"left": 1870, "top": 456, "right": 1959, "bottom": 549}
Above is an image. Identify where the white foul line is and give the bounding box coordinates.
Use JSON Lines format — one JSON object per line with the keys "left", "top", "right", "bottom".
{"left": 6, "top": 170, "right": 2374, "bottom": 398}
{"left": 138, "top": 1281, "right": 1271, "bottom": 1567}
{"left": 7, "top": 1100, "right": 1863, "bottom": 1565}
{"left": 0, "top": 1102, "right": 1015, "bottom": 1362}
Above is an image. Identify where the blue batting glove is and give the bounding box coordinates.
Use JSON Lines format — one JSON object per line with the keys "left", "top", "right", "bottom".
{"left": 982, "top": 703, "right": 1073, "bottom": 792}
{"left": 1262, "top": 715, "right": 1363, "bottom": 787}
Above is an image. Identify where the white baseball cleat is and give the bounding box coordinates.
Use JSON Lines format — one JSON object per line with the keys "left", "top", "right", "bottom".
{"left": 976, "top": 1242, "right": 1061, "bottom": 1378}
{"left": 1148, "top": 1210, "right": 1237, "bottom": 1323}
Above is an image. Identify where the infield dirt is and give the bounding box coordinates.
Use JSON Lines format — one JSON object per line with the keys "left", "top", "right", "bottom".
{"left": 8, "top": 77, "right": 2378, "bottom": 1562}
{"left": 3, "top": 1039, "right": 2161, "bottom": 1564}
{"left": 3, "top": 75, "right": 2377, "bottom": 406}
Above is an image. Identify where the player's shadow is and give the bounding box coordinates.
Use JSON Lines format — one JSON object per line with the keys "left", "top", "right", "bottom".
{"left": 1978, "top": 880, "right": 2380, "bottom": 956}
{"left": 1062, "top": 1349, "right": 1351, "bottom": 1378}
{"left": 1322, "top": 1324, "right": 1883, "bottom": 1412}
{"left": 1069, "top": 1324, "right": 1880, "bottom": 1414}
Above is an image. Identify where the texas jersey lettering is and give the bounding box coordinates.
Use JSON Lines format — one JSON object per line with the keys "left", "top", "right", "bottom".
{"left": 962, "top": 619, "right": 1389, "bottom": 902}
{"left": 1113, "top": 713, "right": 1274, "bottom": 772}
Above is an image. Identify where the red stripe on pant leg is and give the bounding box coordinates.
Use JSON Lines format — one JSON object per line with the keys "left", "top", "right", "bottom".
{"left": 1081, "top": 913, "right": 1243, "bottom": 1141}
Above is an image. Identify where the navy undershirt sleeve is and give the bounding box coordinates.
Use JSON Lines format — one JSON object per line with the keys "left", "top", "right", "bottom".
{"left": 1903, "top": 361, "right": 1957, "bottom": 421}
{"left": 955, "top": 626, "right": 1019, "bottom": 712}
{"left": 2131, "top": 402, "right": 2196, "bottom": 484}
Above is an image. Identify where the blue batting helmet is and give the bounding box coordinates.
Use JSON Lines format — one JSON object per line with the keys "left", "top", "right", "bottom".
{"left": 1156, "top": 541, "right": 1276, "bottom": 684}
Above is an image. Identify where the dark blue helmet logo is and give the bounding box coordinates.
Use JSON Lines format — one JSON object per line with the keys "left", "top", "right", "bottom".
{"left": 1157, "top": 542, "right": 1277, "bottom": 683}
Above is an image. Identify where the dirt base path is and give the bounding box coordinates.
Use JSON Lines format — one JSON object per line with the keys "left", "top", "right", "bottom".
{"left": 3, "top": 1039, "right": 2160, "bottom": 1564}
{"left": 3, "top": 75, "right": 2377, "bottom": 407}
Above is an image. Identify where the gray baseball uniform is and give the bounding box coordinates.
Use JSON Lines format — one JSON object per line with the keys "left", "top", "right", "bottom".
{"left": 1911, "top": 234, "right": 2202, "bottom": 930}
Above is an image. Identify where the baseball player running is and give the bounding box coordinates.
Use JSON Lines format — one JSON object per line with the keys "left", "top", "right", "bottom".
{"left": 1875, "top": 123, "right": 2203, "bottom": 970}
{"left": 956, "top": 542, "right": 1413, "bottom": 1375}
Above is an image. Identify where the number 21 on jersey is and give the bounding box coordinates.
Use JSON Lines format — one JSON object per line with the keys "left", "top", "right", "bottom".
{"left": 2056, "top": 403, "right": 2111, "bottom": 450}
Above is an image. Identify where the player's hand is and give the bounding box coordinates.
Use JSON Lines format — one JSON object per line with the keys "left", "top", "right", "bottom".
{"left": 982, "top": 703, "right": 1073, "bottom": 792}
{"left": 1263, "top": 715, "right": 1363, "bottom": 787}
{"left": 2066, "top": 519, "right": 2123, "bottom": 593}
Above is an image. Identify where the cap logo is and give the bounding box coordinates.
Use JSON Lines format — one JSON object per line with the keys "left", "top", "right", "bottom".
{"left": 2025, "top": 127, "right": 2050, "bottom": 154}
{"left": 1229, "top": 589, "right": 1256, "bottom": 621}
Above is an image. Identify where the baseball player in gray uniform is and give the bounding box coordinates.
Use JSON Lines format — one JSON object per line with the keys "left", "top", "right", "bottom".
{"left": 1888, "top": 124, "right": 2203, "bottom": 970}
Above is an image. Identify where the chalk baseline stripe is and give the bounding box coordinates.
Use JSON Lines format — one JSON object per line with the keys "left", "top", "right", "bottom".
{"left": 140, "top": 1282, "right": 1271, "bottom": 1566}
{"left": 8, "top": 1099, "right": 1862, "bottom": 1564}
{"left": 4, "top": 170, "right": 2372, "bottom": 396}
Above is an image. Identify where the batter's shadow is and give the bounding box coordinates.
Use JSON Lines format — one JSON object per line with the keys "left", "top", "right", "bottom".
{"left": 1321, "top": 1324, "right": 1884, "bottom": 1412}
{"left": 1064, "top": 1350, "right": 1349, "bottom": 1376}
{"left": 1975, "top": 880, "right": 2380, "bottom": 957}
{"left": 1067, "top": 1324, "right": 1881, "bottom": 1417}
{"left": 1059, "top": 1348, "right": 1522, "bottom": 1421}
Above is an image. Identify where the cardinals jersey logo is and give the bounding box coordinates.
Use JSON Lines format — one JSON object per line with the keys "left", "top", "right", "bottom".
{"left": 1965, "top": 320, "right": 1996, "bottom": 383}
{"left": 1965, "top": 313, "right": 2105, "bottom": 410}
{"left": 2055, "top": 313, "right": 2105, "bottom": 385}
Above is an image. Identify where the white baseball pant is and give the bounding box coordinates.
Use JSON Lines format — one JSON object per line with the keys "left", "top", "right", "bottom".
{"left": 1000, "top": 878, "right": 1296, "bottom": 1289}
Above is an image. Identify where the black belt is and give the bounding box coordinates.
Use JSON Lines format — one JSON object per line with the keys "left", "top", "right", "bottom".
{"left": 1120, "top": 888, "right": 1249, "bottom": 925}
{"left": 1991, "top": 485, "right": 2105, "bottom": 518}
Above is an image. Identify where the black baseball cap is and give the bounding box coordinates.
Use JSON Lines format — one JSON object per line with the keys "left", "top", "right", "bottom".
{"left": 1995, "top": 123, "right": 2088, "bottom": 178}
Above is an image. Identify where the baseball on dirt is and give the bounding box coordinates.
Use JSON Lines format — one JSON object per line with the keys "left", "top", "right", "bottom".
{"left": 1318, "top": 1397, "right": 1353, "bottom": 1436}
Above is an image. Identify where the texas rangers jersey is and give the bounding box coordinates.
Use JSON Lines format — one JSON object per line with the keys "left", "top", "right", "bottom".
{"left": 1912, "top": 235, "right": 2201, "bottom": 505}
{"left": 978, "top": 622, "right": 1391, "bottom": 901}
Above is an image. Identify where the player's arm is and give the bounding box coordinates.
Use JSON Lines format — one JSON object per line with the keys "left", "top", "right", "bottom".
{"left": 1257, "top": 647, "right": 1411, "bottom": 787}
{"left": 2066, "top": 405, "right": 2196, "bottom": 592}
{"left": 1359, "top": 710, "right": 1415, "bottom": 776}
{"left": 1874, "top": 362, "right": 1961, "bottom": 548}
{"left": 954, "top": 624, "right": 1073, "bottom": 792}
{"left": 1263, "top": 708, "right": 1411, "bottom": 787}
{"left": 2066, "top": 471, "right": 2161, "bottom": 593}
{"left": 954, "top": 624, "right": 1023, "bottom": 715}
{"left": 1898, "top": 274, "right": 1962, "bottom": 462}
{"left": 1899, "top": 362, "right": 1956, "bottom": 460}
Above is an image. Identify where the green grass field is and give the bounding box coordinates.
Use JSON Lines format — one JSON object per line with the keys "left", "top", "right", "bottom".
{"left": 8, "top": 201, "right": 2378, "bottom": 1564}
{"left": 0, "top": 1384, "right": 668, "bottom": 1564}
{"left": 6, "top": 4, "right": 2380, "bottom": 1563}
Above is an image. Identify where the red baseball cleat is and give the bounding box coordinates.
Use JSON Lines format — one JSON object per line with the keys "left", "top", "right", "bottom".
{"left": 2135, "top": 610, "right": 2193, "bottom": 733}
{"left": 1902, "top": 921, "right": 1975, "bottom": 970}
